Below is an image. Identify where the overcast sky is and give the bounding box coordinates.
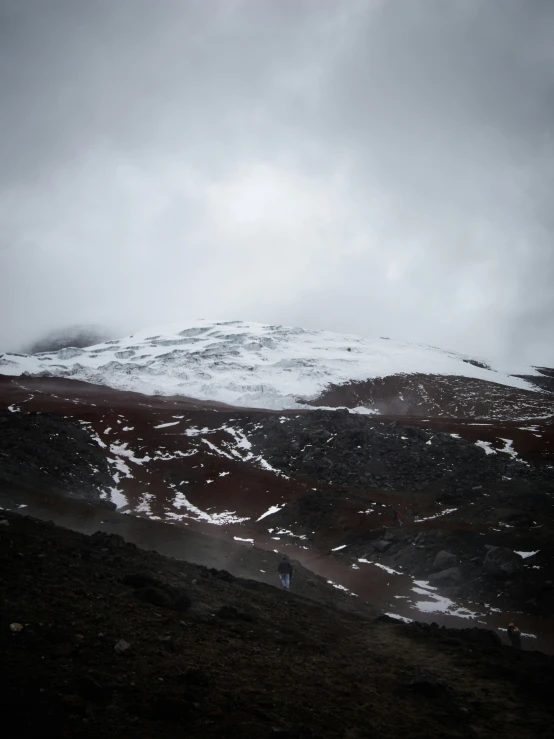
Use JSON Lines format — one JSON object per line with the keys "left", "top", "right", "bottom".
{"left": 1, "top": 0, "right": 553, "bottom": 368}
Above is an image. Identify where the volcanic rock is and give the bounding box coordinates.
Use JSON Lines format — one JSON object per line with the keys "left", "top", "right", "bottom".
{"left": 484, "top": 547, "right": 524, "bottom": 578}
{"left": 428, "top": 567, "right": 463, "bottom": 585}
{"left": 433, "top": 551, "right": 458, "bottom": 571}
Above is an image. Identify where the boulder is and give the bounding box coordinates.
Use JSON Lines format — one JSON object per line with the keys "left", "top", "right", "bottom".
{"left": 428, "top": 567, "right": 462, "bottom": 585}
{"left": 432, "top": 550, "right": 458, "bottom": 571}
{"left": 135, "top": 586, "right": 174, "bottom": 609}
{"left": 209, "top": 568, "right": 236, "bottom": 582}
{"left": 373, "top": 540, "right": 391, "bottom": 553}
{"left": 375, "top": 614, "right": 402, "bottom": 624}
{"left": 483, "top": 547, "right": 523, "bottom": 578}
{"left": 408, "top": 674, "right": 447, "bottom": 698}
{"left": 90, "top": 531, "right": 126, "bottom": 549}
{"left": 394, "top": 546, "right": 420, "bottom": 569}
{"left": 216, "top": 606, "right": 256, "bottom": 622}
{"left": 122, "top": 573, "right": 162, "bottom": 589}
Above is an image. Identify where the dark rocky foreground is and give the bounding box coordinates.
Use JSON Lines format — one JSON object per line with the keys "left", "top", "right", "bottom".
{"left": 2, "top": 511, "right": 554, "bottom": 739}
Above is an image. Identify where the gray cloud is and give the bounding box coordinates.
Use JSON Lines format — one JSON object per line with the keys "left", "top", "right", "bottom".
{"left": 1, "top": 0, "right": 553, "bottom": 369}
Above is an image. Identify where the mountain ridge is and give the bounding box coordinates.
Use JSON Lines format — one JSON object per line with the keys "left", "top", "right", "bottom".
{"left": 0, "top": 320, "right": 550, "bottom": 419}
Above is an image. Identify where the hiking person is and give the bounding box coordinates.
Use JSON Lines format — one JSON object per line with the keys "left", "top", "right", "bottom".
{"left": 507, "top": 622, "right": 522, "bottom": 649}
{"left": 392, "top": 508, "right": 403, "bottom": 526}
{"left": 277, "top": 556, "right": 293, "bottom": 589}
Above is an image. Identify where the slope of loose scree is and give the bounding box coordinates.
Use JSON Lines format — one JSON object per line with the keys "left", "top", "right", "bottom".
{"left": 1, "top": 374, "right": 554, "bottom": 632}
{"left": 0, "top": 410, "right": 112, "bottom": 498}
{"left": 1, "top": 511, "right": 554, "bottom": 739}
{"left": 308, "top": 374, "right": 554, "bottom": 420}
{"left": 247, "top": 411, "right": 554, "bottom": 492}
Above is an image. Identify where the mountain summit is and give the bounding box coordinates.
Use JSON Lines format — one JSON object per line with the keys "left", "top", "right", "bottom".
{"left": 0, "top": 320, "right": 550, "bottom": 418}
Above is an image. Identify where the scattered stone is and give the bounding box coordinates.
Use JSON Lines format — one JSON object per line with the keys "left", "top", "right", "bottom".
{"left": 114, "top": 639, "right": 131, "bottom": 653}
{"left": 0, "top": 519, "right": 10, "bottom": 527}
{"left": 9, "top": 622, "right": 23, "bottom": 633}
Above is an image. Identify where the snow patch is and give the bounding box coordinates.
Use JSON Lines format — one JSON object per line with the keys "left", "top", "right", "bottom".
{"left": 514, "top": 550, "right": 539, "bottom": 559}
{"left": 414, "top": 508, "right": 457, "bottom": 522}
{"left": 384, "top": 613, "right": 413, "bottom": 623}
{"left": 172, "top": 491, "right": 249, "bottom": 526}
{"left": 475, "top": 440, "right": 496, "bottom": 455}
{"left": 109, "top": 488, "right": 128, "bottom": 509}
{"left": 411, "top": 586, "right": 480, "bottom": 619}
{"left": 358, "top": 559, "right": 402, "bottom": 576}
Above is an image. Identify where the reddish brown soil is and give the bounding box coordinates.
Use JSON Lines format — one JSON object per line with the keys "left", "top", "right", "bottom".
{"left": 307, "top": 374, "right": 554, "bottom": 420}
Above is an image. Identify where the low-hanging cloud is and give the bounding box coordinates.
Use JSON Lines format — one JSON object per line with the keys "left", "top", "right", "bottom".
{"left": 1, "top": 0, "right": 553, "bottom": 369}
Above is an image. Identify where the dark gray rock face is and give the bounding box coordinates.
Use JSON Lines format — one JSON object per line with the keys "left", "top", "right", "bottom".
{"left": 428, "top": 567, "right": 463, "bottom": 585}
{"left": 433, "top": 551, "right": 458, "bottom": 571}
{"left": 484, "top": 547, "right": 524, "bottom": 578}
{"left": 373, "top": 539, "right": 391, "bottom": 553}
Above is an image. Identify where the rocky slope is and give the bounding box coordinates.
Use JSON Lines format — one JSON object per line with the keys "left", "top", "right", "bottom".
{"left": 1, "top": 374, "right": 553, "bottom": 646}
{"left": 247, "top": 410, "right": 553, "bottom": 492}
{"left": 2, "top": 511, "right": 554, "bottom": 739}
{"left": 0, "top": 410, "right": 112, "bottom": 500}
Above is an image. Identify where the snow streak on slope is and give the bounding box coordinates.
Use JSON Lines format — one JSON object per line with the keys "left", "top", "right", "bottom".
{"left": 0, "top": 320, "right": 540, "bottom": 411}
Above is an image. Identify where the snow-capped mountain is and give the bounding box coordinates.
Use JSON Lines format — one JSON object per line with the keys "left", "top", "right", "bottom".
{"left": 0, "top": 320, "right": 543, "bottom": 411}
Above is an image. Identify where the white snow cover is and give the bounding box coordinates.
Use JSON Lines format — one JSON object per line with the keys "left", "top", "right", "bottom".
{"left": 515, "top": 550, "right": 540, "bottom": 559}
{"left": 475, "top": 440, "right": 497, "bottom": 455}
{"left": 414, "top": 508, "right": 458, "bottom": 522}
{"left": 0, "top": 319, "right": 540, "bottom": 411}
{"left": 257, "top": 504, "right": 285, "bottom": 522}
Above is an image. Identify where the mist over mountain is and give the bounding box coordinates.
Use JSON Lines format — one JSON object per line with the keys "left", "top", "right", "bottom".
{"left": 22, "top": 324, "right": 112, "bottom": 355}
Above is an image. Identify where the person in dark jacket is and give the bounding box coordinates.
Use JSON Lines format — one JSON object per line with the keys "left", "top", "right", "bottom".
{"left": 392, "top": 508, "right": 403, "bottom": 526}
{"left": 507, "top": 622, "right": 522, "bottom": 649}
{"left": 278, "top": 557, "right": 293, "bottom": 589}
